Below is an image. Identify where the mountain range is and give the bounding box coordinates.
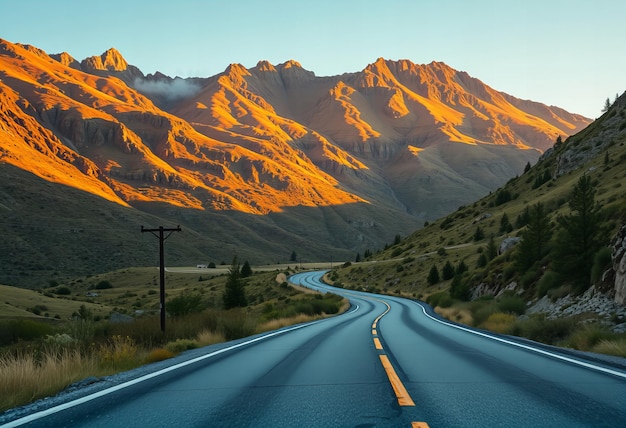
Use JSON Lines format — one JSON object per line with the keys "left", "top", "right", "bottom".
{"left": 0, "top": 39, "right": 591, "bottom": 286}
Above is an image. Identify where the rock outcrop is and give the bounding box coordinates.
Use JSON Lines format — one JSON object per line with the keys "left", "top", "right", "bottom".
{"left": 613, "top": 224, "right": 626, "bottom": 304}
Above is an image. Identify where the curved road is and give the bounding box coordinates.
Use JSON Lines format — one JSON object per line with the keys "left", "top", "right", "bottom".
{"left": 3, "top": 271, "right": 626, "bottom": 427}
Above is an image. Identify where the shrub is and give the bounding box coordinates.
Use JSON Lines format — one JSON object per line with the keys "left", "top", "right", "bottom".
{"left": 510, "top": 315, "right": 576, "bottom": 345}
{"left": 0, "top": 320, "right": 54, "bottom": 345}
{"left": 567, "top": 324, "right": 616, "bottom": 351}
{"left": 219, "top": 311, "right": 257, "bottom": 341}
{"left": 536, "top": 270, "right": 562, "bottom": 297}
{"left": 497, "top": 295, "right": 526, "bottom": 315}
{"left": 145, "top": 348, "right": 175, "bottom": 363}
{"left": 427, "top": 292, "right": 452, "bottom": 308}
{"left": 165, "top": 339, "right": 198, "bottom": 354}
{"left": 481, "top": 312, "right": 516, "bottom": 334}
{"left": 167, "top": 292, "right": 204, "bottom": 317}
{"left": 55, "top": 286, "right": 71, "bottom": 295}
{"left": 591, "top": 247, "right": 612, "bottom": 283}
{"left": 95, "top": 280, "right": 113, "bottom": 290}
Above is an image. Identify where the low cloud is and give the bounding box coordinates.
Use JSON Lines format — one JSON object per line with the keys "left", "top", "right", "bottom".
{"left": 133, "top": 77, "right": 201, "bottom": 102}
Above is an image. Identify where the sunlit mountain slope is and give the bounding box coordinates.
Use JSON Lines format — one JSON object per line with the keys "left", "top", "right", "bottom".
{"left": 0, "top": 39, "right": 592, "bottom": 285}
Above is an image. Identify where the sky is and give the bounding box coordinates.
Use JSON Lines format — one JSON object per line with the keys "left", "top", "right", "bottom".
{"left": 1, "top": 0, "right": 624, "bottom": 119}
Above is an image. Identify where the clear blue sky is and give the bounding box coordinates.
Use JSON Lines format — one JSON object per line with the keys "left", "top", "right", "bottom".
{"left": 2, "top": 0, "right": 624, "bottom": 118}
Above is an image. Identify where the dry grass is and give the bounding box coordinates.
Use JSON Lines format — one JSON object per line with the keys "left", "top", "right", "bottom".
{"left": 592, "top": 339, "right": 626, "bottom": 358}
{"left": 435, "top": 306, "right": 473, "bottom": 325}
{"left": 256, "top": 314, "right": 318, "bottom": 333}
{"left": 144, "top": 348, "right": 175, "bottom": 363}
{"left": 0, "top": 348, "right": 98, "bottom": 411}
{"left": 481, "top": 312, "right": 517, "bottom": 334}
{"left": 196, "top": 329, "right": 226, "bottom": 346}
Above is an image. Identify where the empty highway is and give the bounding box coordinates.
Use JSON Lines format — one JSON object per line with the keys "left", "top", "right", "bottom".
{"left": 3, "top": 270, "right": 626, "bottom": 427}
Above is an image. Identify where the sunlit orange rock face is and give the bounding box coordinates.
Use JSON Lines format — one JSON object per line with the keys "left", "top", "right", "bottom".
{"left": 0, "top": 40, "right": 590, "bottom": 222}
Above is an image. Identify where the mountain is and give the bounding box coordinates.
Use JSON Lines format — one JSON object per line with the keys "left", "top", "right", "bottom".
{"left": 0, "top": 39, "right": 591, "bottom": 286}
{"left": 337, "top": 90, "right": 626, "bottom": 305}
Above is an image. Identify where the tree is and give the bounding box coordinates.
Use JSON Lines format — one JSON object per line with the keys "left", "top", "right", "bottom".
{"left": 456, "top": 260, "right": 468, "bottom": 275}
{"left": 167, "top": 292, "right": 203, "bottom": 316}
{"left": 523, "top": 161, "right": 531, "bottom": 174}
{"left": 240, "top": 260, "right": 252, "bottom": 278}
{"left": 394, "top": 234, "right": 402, "bottom": 245}
{"left": 290, "top": 251, "right": 297, "bottom": 262}
{"left": 355, "top": 253, "right": 361, "bottom": 262}
{"left": 442, "top": 261, "right": 455, "bottom": 280}
{"left": 602, "top": 97, "right": 611, "bottom": 112}
{"left": 515, "top": 206, "right": 531, "bottom": 229}
{"left": 427, "top": 265, "right": 440, "bottom": 285}
{"left": 223, "top": 256, "right": 247, "bottom": 309}
{"left": 473, "top": 225, "right": 485, "bottom": 241}
{"left": 499, "top": 212, "right": 512, "bottom": 234}
{"left": 516, "top": 202, "right": 552, "bottom": 271}
{"left": 486, "top": 235, "right": 498, "bottom": 261}
{"left": 553, "top": 175, "right": 603, "bottom": 291}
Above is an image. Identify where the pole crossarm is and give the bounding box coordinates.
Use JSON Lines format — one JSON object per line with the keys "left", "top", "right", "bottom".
{"left": 141, "top": 225, "right": 182, "bottom": 331}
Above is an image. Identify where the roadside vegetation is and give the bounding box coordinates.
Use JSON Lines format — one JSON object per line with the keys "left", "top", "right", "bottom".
{"left": 0, "top": 264, "right": 347, "bottom": 412}
{"left": 333, "top": 100, "right": 626, "bottom": 359}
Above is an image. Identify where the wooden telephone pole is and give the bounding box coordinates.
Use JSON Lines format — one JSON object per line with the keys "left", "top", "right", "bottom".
{"left": 141, "top": 225, "right": 181, "bottom": 331}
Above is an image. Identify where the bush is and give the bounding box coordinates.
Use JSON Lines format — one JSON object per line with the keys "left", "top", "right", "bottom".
{"left": 0, "top": 320, "right": 55, "bottom": 345}
{"left": 165, "top": 339, "right": 198, "bottom": 353}
{"left": 167, "top": 292, "right": 203, "bottom": 317}
{"left": 481, "top": 312, "right": 516, "bottom": 333}
{"left": 145, "top": 348, "right": 175, "bottom": 363}
{"left": 536, "top": 270, "right": 562, "bottom": 297}
{"left": 567, "top": 324, "right": 616, "bottom": 351}
{"left": 55, "top": 286, "right": 71, "bottom": 295}
{"left": 591, "top": 247, "right": 612, "bottom": 283}
{"left": 95, "top": 281, "right": 113, "bottom": 290}
{"left": 219, "top": 310, "right": 257, "bottom": 340}
{"left": 426, "top": 292, "right": 452, "bottom": 308}
{"left": 497, "top": 295, "right": 526, "bottom": 315}
{"left": 510, "top": 315, "right": 576, "bottom": 345}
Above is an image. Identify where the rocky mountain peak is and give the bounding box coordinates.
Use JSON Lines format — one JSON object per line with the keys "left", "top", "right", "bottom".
{"left": 81, "top": 48, "right": 129, "bottom": 72}
{"left": 256, "top": 60, "right": 277, "bottom": 72}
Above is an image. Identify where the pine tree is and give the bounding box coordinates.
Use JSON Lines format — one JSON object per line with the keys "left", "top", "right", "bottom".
{"left": 442, "top": 261, "right": 455, "bottom": 280}
{"left": 499, "top": 212, "right": 512, "bottom": 234}
{"left": 240, "top": 260, "right": 252, "bottom": 278}
{"left": 223, "top": 256, "right": 247, "bottom": 309}
{"left": 553, "top": 175, "right": 602, "bottom": 291}
{"left": 523, "top": 161, "right": 531, "bottom": 174}
{"left": 516, "top": 202, "right": 552, "bottom": 271}
{"left": 486, "top": 235, "right": 498, "bottom": 261}
{"left": 290, "top": 251, "right": 297, "bottom": 262}
{"left": 474, "top": 225, "right": 485, "bottom": 241}
{"left": 427, "top": 265, "right": 440, "bottom": 285}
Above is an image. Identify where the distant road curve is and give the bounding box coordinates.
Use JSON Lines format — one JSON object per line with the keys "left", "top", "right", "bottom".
{"left": 2, "top": 271, "right": 626, "bottom": 427}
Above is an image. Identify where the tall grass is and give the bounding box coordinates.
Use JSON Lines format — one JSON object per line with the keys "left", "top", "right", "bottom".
{"left": 0, "top": 291, "right": 349, "bottom": 412}
{"left": 0, "top": 347, "right": 97, "bottom": 411}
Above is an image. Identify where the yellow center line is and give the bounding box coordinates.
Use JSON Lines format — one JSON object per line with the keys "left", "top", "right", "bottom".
{"left": 412, "top": 422, "right": 430, "bottom": 428}
{"left": 373, "top": 337, "right": 383, "bottom": 350}
{"left": 372, "top": 329, "right": 377, "bottom": 335}
{"left": 379, "top": 355, "right": 415, "bottom": 407}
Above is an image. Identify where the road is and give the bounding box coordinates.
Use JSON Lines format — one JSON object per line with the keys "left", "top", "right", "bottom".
{"left": 3, "top": 270, "right": 626, "bottom": 427}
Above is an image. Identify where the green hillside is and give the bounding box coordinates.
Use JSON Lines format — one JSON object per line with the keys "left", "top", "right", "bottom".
{"left": 331, "top": 93, "right": 626, "bottom": 355}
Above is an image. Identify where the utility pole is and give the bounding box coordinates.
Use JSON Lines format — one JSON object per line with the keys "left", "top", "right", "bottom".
{"left": 141, "top": 225, "right": 181, "bottom": 332}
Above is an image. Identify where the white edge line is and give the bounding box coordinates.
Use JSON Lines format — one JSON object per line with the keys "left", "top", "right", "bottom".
{"left": 3, "top": 310, "right": 354, "bottom": 428}
{"left": 412, "top": 300, "right": 626, "bottom": 380}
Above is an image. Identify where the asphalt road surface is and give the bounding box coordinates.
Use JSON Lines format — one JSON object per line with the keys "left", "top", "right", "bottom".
{"left": 4, "top": 271, "right": 626, "bottom": 427}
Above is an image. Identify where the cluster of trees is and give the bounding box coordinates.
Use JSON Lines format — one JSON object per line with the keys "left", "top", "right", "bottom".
{"left": 516, "top": 175, "right": 605, "bottom": 293}
{"left": 428, "top": 175, "right": 608, "bottom": 299}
